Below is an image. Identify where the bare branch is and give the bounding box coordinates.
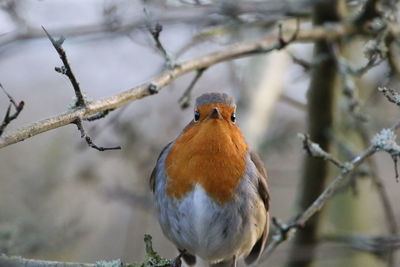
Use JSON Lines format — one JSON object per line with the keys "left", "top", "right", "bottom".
{"left": 379, "top": 86, "right": 400, "bottom": 107}
{"left": 84, "top": 109, "right": 114, "bottom": 121}
{"left": 144, "top": 9, "right": 175, "bottom": 68}
{"left": 178, "top": 67, "right": 207, "bottom": 109}
{"left": 0, "top": 234, "right": 173, "bottom": 267}
{"left": 298, "top": 133, "right": 346, "bottom": 169}
{"left": 324, "top": 234, "right": 400, "bottom": 256}
{"left": 0, "top": 84, "right": 24, "bottom": 136}
{"left": 0, "top": 255, "right": 95, "bottom": 267}
{"left": 0, "top": 23, "right": 357, "bottom": 149}
{"left": 371, "top": 128, "right": 400, "bottom": 182}
{"left": 280, "top": 94, "right": 306, "bottom": 111}
{"left": 74, "top": 119, "right": 121, "bottom": 151}
{"left": 277, "top": 18, "right": 300, "bottom": 49}
{"left": 42, "top": 26, "right": 86, "bottom": 107}
{"left": 262, "top": 120, "right": 400, "bottom": 260}
{"left": 288, "top": 52, "right": 312, "bottom": 71}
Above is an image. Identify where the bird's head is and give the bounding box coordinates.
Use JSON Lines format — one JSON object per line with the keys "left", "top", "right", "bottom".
{"left": 192, "top": 92, "right": 237, "bottom": 127}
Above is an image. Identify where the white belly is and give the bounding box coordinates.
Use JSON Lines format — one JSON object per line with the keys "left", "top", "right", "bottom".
{"left": 158, "top": 183, "right": 265, "bottom": 262}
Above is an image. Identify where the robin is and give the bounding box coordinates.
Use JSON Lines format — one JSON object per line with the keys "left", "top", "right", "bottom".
{"left": 150, "top": 92, "right": 270, "bottom": 267}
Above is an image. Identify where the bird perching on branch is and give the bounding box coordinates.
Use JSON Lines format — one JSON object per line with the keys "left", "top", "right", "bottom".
{"left": 150, "top": 92, "right": 270, "bottom": 267}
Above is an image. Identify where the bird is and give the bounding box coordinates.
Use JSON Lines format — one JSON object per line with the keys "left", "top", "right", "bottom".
{"left": 150, "top": 92, "right": 270, "bottom": 267}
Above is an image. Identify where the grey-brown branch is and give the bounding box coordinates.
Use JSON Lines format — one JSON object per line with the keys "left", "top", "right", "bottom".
{"left": 0, "top": 84, "right": 24, "bottom": 136}
{"left": 0, "top": 23, "right": 357, "bottom": 149}
{"left": 262, "top": 124, "right": 400, "bottom": 260}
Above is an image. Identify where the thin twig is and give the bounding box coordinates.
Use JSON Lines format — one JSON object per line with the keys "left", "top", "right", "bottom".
{"left": 262, "top": 147, "right": 375, "bottom": 260}
{"left": 323, "top": 234, "right": 400, "bottom": 255}
{"left": 335, "top": 118, "right": 398, "bottom": 267}
{"left": 85, "top": 109, "right": 114, "bottom": 121}
{"left": 331, "top": 43, "right": 373, "bottom": 121}
{"left": 87, "top": 105, "right": 129, "bottom": 141}
{"left": 379, "top": 87, "right": 400, "bottom": 107}
{"left": 42, "top": 26, "right": 86, "bottom": 107}
{"left": 262, "top": 120, "right": 400, "bottom": 261}
{"left": 144, "top": 9, "right": 175, "bottom": 68}
{"left": 277, "top": 18, "right": 300, "bottom": 49}
{"left": 298, "top": 133, "right": 346, "bottom": 169}
{"left": 0, "top": 84, "right": 24, "bottom": 136}
{"left": 0, "top": 234, "right": 172, "bottom": 266}
{"left": 178, "top": 67, "right": 207, "bottom": 109}
{"left": 288, "top": 52, "right": 312, "bottom": 71}
{"left": 280, "top": 94, "right": 306, "bottom": 111}
{"left": 74, "top": 119, "right": 121, "bottom": 151}
{"left": 371, "top": 127, "right": 400, "bottom": 182}
{"left": 368, "top": 156, "right": 399, "bottom": 233}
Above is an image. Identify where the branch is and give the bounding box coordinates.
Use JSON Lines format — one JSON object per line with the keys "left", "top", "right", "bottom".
{"left": 144, "top": 9, "right": 175, "bottom": 68}
{"left": 379, "top": 86, "right": 400, "bottom": 107}
{"left": 324, "top": 234, "right": 400, "bottom": 256}
{"left": 280, "top": 94, "right": 306, "bottom": 111}
{"left": 371, "top": 127, "right": 400, "bottom": 182}
{"left": 0, "top": 23, "right": 357, "bottom": 149}
{"left": 0, "top": 0, "right": 314, "bottom": 53}
{"left": 0, "top": 84, "right": 24, "bottom": 136}
{"left": 0, "top": 255, "right": 95, "bottom": 267}
{"left": 178, "top": 67, "right": 207, "bottom": 109}
{"left": 74, "top": 119, "right": 121, "bottom": 151}
{"left": 262, "top": 120, "right": 400, "bottom": 260}
{"left": 354, "top": 0, "right": 381, "bottom": 26}
{"left": 0, "top": 234, "right": 173, "bottom": 267}
{"left": 298, "top": 133, "right": 346, "bottom": 169}
{"left": 42, "top": 26, "right": 86, "bottom": 107}
{"left": 84, "top": 109, "right": 114, "bottom": 121}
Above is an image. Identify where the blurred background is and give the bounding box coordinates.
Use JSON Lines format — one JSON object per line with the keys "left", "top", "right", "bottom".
{"left": 0, "top": 0, "right": 399, "bottom": 266}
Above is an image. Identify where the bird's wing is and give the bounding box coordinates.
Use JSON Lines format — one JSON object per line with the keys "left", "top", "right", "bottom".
{"left": 244, "top": 151, "right": 270, "bottom": 265}
{"left": 250, "top": 151, "right": 270, "bottom": 211}
{"left": 150, "top": 142, "right": 198, "bottom": 265}
{"left": 150, "top": 142, "right": 172, "bottom": 192}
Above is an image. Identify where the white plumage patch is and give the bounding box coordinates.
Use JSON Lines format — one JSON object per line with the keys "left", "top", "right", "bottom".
{"left": 192, "top": 184, "right": 211, "bottom": 241}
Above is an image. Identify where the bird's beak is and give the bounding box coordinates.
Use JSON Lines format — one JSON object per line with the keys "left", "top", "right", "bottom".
{"left": 208, "top": 107, "right": 222, "bottom": 119}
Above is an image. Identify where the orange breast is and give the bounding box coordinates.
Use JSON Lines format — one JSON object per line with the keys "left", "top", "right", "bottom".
{"left": 165, "top": 116, "right": 249, "bottom": 204}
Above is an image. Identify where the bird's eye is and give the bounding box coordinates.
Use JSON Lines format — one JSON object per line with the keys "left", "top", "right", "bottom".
{"left": 194, "top": 110, "right": 200, "bottom": 122}
{"left": 231, "top": 113, "right": 236, "bottom": 123}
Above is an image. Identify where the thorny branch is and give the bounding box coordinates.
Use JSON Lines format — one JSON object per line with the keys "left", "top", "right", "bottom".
{"left": 42, "top": 26, "right": 86, "bottom": 108}
{"left": 0, "top": 84, "right": 24, "bottom": 136}
{"left": 262, "top": 120, "right": 400, "bottom": 260}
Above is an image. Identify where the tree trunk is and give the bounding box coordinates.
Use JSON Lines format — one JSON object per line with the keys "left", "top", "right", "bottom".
{"left": 322, "top": 40, "right": 386, "bottom": 267}
{"left": 287, "top": 1, "right": 342, "bottom": 266}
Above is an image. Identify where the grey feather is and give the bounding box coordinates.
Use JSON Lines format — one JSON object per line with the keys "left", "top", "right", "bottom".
{"left": 244, "top": 151, "right": 270, "bottom": 265}
{"left": 195, "top": 93, "right": 235, "bottom": 107}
